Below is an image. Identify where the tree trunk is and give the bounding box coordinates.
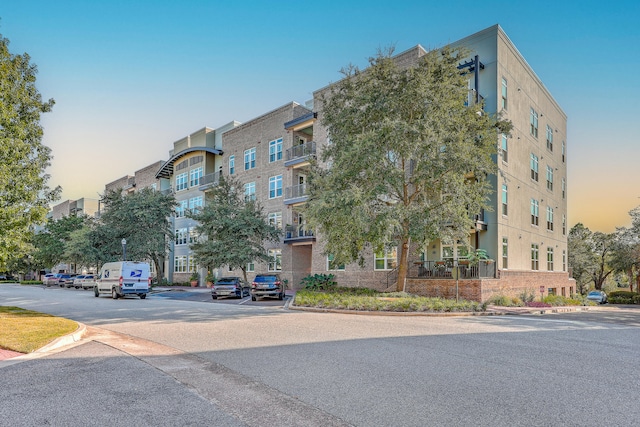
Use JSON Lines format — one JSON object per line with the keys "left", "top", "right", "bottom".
{"left": 396, "top": 236, "right": 410, "bottom": 292}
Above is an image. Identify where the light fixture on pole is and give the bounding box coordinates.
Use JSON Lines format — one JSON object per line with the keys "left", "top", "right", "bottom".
{"left": 121, "top": 238, "right": 127, "bottom": 261}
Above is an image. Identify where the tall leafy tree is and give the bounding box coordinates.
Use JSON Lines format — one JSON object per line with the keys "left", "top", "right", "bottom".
{"left": 568, "top": 223, "right": 596, "bottom": 294}
{"left": 32, "top": 215, "right": 86, "bottom": 270}
{"left": 306, "top": 47, "right": 511, "bottom": 291}
{"left": 188, "top": 175, "right": 281, "bottom": 284}
{"left": 98, "top": 188, "right": 176, "bottom": 281}
{"left": 0, "top": 33, "right": 59, "bottom": 269}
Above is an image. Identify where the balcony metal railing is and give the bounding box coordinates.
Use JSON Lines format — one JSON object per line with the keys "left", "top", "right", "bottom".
{"left": 284, "top": 225, "right": 315, "bottom": 241}
{"left": 285, "top": 141, "right": 316, "bottom": 162}
{"left": 198, "top": 172, "right": 221, "bottom": 190}
{"left": 285, "top": 183, "right": 308, "bottom": 200}
{"left": 408, "top": 260, "right": 497, "bottom": 279}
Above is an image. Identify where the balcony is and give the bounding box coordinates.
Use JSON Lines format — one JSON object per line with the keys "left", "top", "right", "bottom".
{"left": 284, "top": 141, "right": 316, "bottom": 167}
{"left": 198, "top": 172, "right": 221, "bottom": 192}
{"left": 408, "top": 260, "right": 497, "bottom": 279}
{"left": 284, "top": 225, "right": 315, "bottom": 244}
{"left": 284, "top": 183, "right": 308, "bottom": 205}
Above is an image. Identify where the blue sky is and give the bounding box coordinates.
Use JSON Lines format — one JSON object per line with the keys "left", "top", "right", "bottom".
{"left": 2, "top": 1, "right": 639, "bottom": 232}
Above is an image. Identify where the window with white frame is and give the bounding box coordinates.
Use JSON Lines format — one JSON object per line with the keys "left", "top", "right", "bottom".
{"left": 268, "top": 212, "right": 282, "bottom": 230}
{"left": 189, "top": 167, "right": 203, "bottom": 187}
{"left": 267, "top": 248, "right": 282, "bottom": 271}
{"left": 175, "top": 228, "right": 188, "bottom": 245}
{"left": 501, "top": 134, "right": 508, "bottom": 162}
{"left": 374, "top": 247, "right": 398, "bottom": 270}
{"left": 562, "top": 250, "right": 566, "bottom": 271}
{"left": 501, "top": 184, "right": 508, "bottom": 216}
{"left": 189, "top": 196, "right": 203, "bottom": 212}
{"left": 269, "top": 138, "right": 283, "bottom": 162}
{"left": 176, "top": 172, "right": 188, "bottom": 191}
{"left": 546, "top": 166, "right": 553, "bottom": 191}
{"left": 562, "top": 177, "right": 566, "bottom": 199}
{"left": 546, "top": 206, "right": 554, "bottom": 231}
{"left": 562, "top": 214, "right": 566, "bottom": 235}
{"left": 175, "top": 200, "right": 188, "bottom": 218}
{"left": 546, "top": 125, "right": 553, "bottom": 151}
{"left": 501, "top": 77, "right": 508, "bottom": 110}
{"left": 244, "top": 148, "right": 256, "bottom": 170}
{"left": 531, "top": 244, "right": 539, "bottom": 270}
{"left": 530, "top": 108, "right": 538, "bottom": 138}
{"left": 244, "top": 182, "right": 256, "bottom": 201}
{"left": 174, "top": 255, "right": 187, "bottom": 273}
{"left": 269, "top": 175, "right": 283, "bottom": 199}
{"left": 327, "top": 254, "right": 346, "bottom": 271}
{"left": 530, "top": 153, "right": 539, "bottom": 181}
{"left": 189, "top": 227, "right": 198, "bottom": 244}
{"left": 547, "top": 247, "right": 554, "bottom": 271}
{"left": 562, "top": 141, "right": 566, "bottom": 163}
{"left": 229, "top": 155, "right": 235, "bottom": 175}
{"left": 502, "top": 237, "right": 508, "bottom": 269}
{"left": 531, "top": 199, "right": 539, "bottom": 226}
{"left": 188, "top": 256, "right": 197, "bottom": 273}
{"left": 247, "top": 261, "right": 254, "bottom": 272}
{"left": 442, "top": 244, "right": 469, "bottom": 264}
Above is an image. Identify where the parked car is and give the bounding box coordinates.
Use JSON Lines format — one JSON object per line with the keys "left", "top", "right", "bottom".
{"left": 586, "top": 290, "right": 608, "bottom": 304}
{"left": 211, "top": 277, "right": 250, "bottom": 299}
{"left": 59, "top": 274, "right": 75, "bottom": 287}
{"left": 250, "top": 274, "right": 285, "bottom": 301}
{"left": 43, "top": 273, "right": 63, "bottom": 287}
{"left": 77, "top": 274, "right": 97, "bottom": 290}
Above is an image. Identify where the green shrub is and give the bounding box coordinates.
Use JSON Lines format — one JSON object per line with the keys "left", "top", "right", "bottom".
{"left": 608, "top": 291, "right": 640, "bottom": 304}
{"left": 300, "top": 274, "right": 337, "bottom": 291}
{"left": 487, "top": 294, "right": 523, "bottom": 307}
{"left": 542, "top": 294, "right": 583, "bottom": 306}
{"left": 519, "top": 289, "right": 536, "bottom": 303}
{"left": 20, "top": 281, "right": 42, "bottom": 285}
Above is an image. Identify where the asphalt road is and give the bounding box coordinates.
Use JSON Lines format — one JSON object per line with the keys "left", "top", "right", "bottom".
{"left": 1, "top": 284, "right": 639, "bottom": 426}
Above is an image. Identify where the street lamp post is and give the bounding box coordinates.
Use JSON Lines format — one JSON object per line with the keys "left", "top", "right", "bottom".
{"left": 121, "top": 238, "right": 127, "bottom": 261}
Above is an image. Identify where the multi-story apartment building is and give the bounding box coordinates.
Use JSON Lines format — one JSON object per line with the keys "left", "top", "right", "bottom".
{"left": 105, "top": 160, "right": 165, "bottom": 196}
{"left": 155, "top": 123, "right": 240, "bottom": 284}
{"left": 213, "top": 24, "right": 573, "bottom": 300}
{"left": 50, "top": 198, "right": 100, "bottom": 220}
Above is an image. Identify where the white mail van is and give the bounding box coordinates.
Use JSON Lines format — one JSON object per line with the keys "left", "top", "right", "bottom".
{"left": 94, "top": 261, "right": 151, "bottom": 299}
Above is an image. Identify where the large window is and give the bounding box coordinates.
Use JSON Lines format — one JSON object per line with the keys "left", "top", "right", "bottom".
{"left": 267, "top": 248, "right": 282, "bottom": 271}
{"left": 327, "top": 254, "right": 345, "bottom": 271}
{"left": 530, "top": 154, "right": 539, "bottom": 181}
{"left": 269, "top": 175, "right": 283, "bottom": 199}
{"left": 501, "top": 134, "right": 508, "bottom": 163}
{"left": 189, "top": 227, "right": 198, "bottom": 244}
{"left": 176, "top": 172, "right": 188, "bottom": 191}
{"left": 562, "top": 214, "right": 567, "bottom": 235}
{"left": 229, "top": 155, "right": 235, "bottom": 175}
{"left": 188, "top": 256, "right": 197, "bottom": 273}
{"left": 375, "top": 247, "right": 398, "bottom": 270}
{"left": 562, "top": 178, "right": 566, "bottom": 199}
{"left": 501, "top": 77, "right": 508, "bottom": 110}
{"left": 189, "top": 196, "right": 203, "bottom": 212}
{"left": 175, "top": 200, "right": 188, "bottom": 218}
{"left": 530, "top": 108, "right": 538, "bottom": 138}
{"left": 175, "top": 228, "right": 188, "bottom": 245}
{"left": 562, "top": 141, "right": 566, "bottom": 163}
{"left": 546, "top": 125, "right": 553, "bottom": 151}
{"left": 189, "top": 167, "right": 203, "bottom": 187}
{"left": 174, "top": 255, "right": 187, "bottom": 273}
{"left": 501, "top": 184, "right": 508, "bottom": 216}
{"left": 268, "top": 212, "right": 282, "bottom": 230}
{"left": 546, "top": 206, "right": 554, "bottom": 231}
{"left": 244, "top": 148, "right": 256, "bottom": 170}
{"left": 244, "top": 182, "right": 256, "bottom": 201}
{"left": 563, "top": 250, "right": 567, "bottom": 271}
{"left": 502, "top": 237, "right": 508, "bottom": 269}
{"left": 547, "top": 247, "right": 554, "bottom": 271}
{"left": 531, "top": 244, "right": 539, "bottom": 270}
{"left": 546, "top": 166, "right": 554, "bottom": 191}
{"left": 531, "top": 199, "right": 539, "bottom": 226}
{"left": 269, "top": 138, "right": 283, "bottom": 162}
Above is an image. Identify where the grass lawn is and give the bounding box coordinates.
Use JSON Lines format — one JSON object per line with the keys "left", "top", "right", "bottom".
{"left": 0, "top": 306, "right": 78, "bottom": 354}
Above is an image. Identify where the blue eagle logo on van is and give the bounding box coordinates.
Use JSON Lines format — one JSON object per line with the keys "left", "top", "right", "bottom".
{"left": 104, "top": 270, "right": 110, "bottom": 278}
{"left": 129, "top": 270, "right": 142, "bottom": 278}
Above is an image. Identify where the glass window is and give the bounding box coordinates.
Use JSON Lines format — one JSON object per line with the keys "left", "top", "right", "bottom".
{"left": 375, "top": 247, "right": 398, "bottom": 270}
{"left": 547, "top": 247, "right": 554, "bottom": 271}
{"left": 501, "top": 134, "right": 508, "bottom": 163}
{"left": 269, "top": 175, "right": 283, "bottom": 199}
{"left": 189, "top": 167, "right": 203, "bottom": 187}
{"left": 530, "top": 108, "right": 538, "bottom": 138}
{"left": 175, "top": 228, "right": 188, "bottom": 245}
{"left": 531, "top": 244, "right": 539, "bottom": 270}
{"left": 268, "top": 212, "right": 282, "bottom": 230}
{"left": 175, "top": 200, "right": 188, "bottom": 218}
{"left": 546, "top": 125, "right": 553, "bottom": 151}
{"left": 189, "top": 196, "right": 203, "bottom": 212}
{"left": 175, "top": 172, "right": 188, "bottom": 191}
{"left": 530, "top": 154, "right": 539, "bottom": 181}
{"left": 562, "top": 214, "right": 567, "bottom": 235}
{"left": 562, "top": 250, "right": 566, "bottom": 271}
{"left": 547, "top": 206, "right": 554, "bottom": 231}
{"left": 562, "top": 178, "right": 566, "bottom": 199}
{"left": 269, "top": 138, "right": 283, "bottom": 162}
{"left": 502, "top": 238, "right": 508, "bottom": 269}
{"left": 531, "top": 199, "right": 539, "bottom": 226}
{"left": 189, "top": 227, "right": 198, "bottom": 244}
{"left": 501, "top": 78, "right": 508, "bottom": 110}
{"left": 501, "top": 184, "right": 508, "bottom": 216}
{"left": 244, "top": 182, "right": 256, "bottom": 201}
{"left": 247, "top": 261, "right": 254, "bottom": 272}
{"left": 229, "top": 155, "right": 235, "bottom": 175}
{"left": 562, "top": 141, "right": 566, "bottom": 163}
{"left": 268, "top": 248, "right": 282, "bottom": 271}
{"left": 327, "top": 254, "right": 346, "bottom": 271}
{"left": 188, "top": 256, "right": 197, "bottom": 273}
{"left": 546, "top": 166, "right": 554, "bottom": 191}
{"left": 174, "top": 255, "right": 187, "bottom": 273}
{"left": 244, "top": 148, "right": 256, "bottom": 170}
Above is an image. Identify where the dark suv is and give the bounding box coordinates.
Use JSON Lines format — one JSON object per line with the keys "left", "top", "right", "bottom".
{"left": 211, "top": 277, "right": 250, "bottom": 299}
{"left": 251, "top": 274, "right": 285, "bottom": 301}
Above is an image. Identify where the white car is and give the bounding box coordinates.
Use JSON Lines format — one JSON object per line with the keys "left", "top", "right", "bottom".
{"left": 78, "top": 274, "right": 97, "bottom": 290}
